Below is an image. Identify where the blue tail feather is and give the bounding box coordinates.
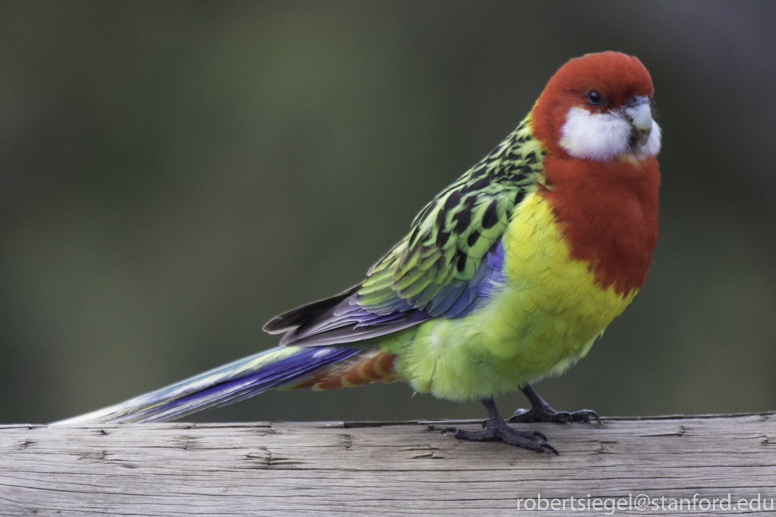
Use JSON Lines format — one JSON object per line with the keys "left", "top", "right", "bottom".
{"left": 51, "top": 345, "right": 360, "bottom": 425}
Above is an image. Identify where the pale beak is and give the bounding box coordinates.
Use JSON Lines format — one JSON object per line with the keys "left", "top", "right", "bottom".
{"left": 624, "top": 97, "right": 653, "bottom": 147}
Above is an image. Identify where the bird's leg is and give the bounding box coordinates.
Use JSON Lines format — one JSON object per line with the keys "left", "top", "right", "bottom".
{"left": 509, "top": 383, "right": 600, "bottom": 424}
{"left": 444, "top": 397, "right": 559, "bottom": 454}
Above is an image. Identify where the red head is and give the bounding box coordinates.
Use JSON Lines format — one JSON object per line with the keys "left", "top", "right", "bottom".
{"left": 531, "top": 52, "right": 660, "bottom": 161}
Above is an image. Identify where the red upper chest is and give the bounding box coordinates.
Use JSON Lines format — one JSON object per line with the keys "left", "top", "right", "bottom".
{"left": 539, "top": 155, "right": 661, "bottom": 295}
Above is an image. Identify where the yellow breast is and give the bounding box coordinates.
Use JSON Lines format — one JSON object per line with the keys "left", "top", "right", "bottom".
{"left": 485, "top": 191, "right": 636, "bottom": 368}
{"left": 389, "top": 191, "right": 637, "bottom": 401}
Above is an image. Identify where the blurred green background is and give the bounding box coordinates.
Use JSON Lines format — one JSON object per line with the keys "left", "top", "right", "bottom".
{"left": 1, "top": 1, "right": 775, "bottom": 425}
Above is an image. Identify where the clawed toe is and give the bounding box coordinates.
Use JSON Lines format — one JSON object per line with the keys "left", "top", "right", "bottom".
{"left": 497, "top": 427, "right": 558, "bottom": 454}
{"left": 510, "top": 407, "right": 571, "bottom": 423}
{"left": 570, "top": 409, "right": 600, "bottom": 423}
{"left": 445, "top": 422, "right": 559, "bottom": 455}
{"left": 513, "top": 384, "right": 601, "bottom": 424}
{"left": 441, "top": 397, "right": 560, "bottom": 455}
{"left": 510, "top": 407, "right": 599, "bottom": 424}
{"left": 435, "top": 395, "right": 601, "bottom": 455}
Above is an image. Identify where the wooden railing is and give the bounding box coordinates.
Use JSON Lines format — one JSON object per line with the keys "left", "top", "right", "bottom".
{"left": 1, "top": 413, "right": 775, "bottom": 516}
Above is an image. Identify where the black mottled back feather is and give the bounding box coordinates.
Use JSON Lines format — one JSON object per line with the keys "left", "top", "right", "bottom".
{"left": 263, "top": 117, "right": 545, "bottom": 347}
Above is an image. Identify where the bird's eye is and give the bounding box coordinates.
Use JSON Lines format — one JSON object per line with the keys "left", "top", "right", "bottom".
{"left": 587, "top": 90, "right": 602, "bottom": 105}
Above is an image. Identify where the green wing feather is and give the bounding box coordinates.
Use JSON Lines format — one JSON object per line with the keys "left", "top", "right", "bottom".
{"left": 360, "top": 119, "right": 545, "bottom": 309}
{"left": 264, "top": 118, "right": 546, "bottom": 346}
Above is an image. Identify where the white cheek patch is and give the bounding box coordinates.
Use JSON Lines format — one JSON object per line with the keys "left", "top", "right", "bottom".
{"left": 559, "top": 106, "right": 662, "bottom": 161}
{"left": 560, "top": 107, "right": 631, "bottom": 161}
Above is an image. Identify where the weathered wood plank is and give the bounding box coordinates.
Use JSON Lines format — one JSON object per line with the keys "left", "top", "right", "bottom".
{"left": 1, "top": 414, "right": 775, "bottom": 516}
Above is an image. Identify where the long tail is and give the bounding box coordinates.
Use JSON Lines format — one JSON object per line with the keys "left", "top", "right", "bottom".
{"left": 51, "top": 345, "right": 360, "bottom": 425}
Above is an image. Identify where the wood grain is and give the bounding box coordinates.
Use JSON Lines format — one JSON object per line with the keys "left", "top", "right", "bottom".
{"left": 1, "top": 414, "right": 775, "bottom": 516}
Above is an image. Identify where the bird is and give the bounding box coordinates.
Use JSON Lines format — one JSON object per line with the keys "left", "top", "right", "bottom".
{"left": 53, "top": 51, "right": 661, "bottom": 454}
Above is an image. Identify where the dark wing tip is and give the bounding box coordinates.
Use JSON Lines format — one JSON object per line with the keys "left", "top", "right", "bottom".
{"left": 262, "top": 284, "right": 362, "bottom": 335}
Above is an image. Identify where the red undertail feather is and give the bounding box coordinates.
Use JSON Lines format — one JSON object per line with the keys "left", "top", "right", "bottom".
{"left": 286, "top": 351, "right": 398, "bottom": 391}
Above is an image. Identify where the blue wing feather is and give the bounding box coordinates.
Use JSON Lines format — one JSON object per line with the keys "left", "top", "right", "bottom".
{"left": 276, "top": 240, "right": 507, "bottom": 347}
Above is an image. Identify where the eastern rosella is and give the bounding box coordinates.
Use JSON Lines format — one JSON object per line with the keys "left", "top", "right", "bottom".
{"left": 54, "top": 52, "right": 661, "bottom": 454}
